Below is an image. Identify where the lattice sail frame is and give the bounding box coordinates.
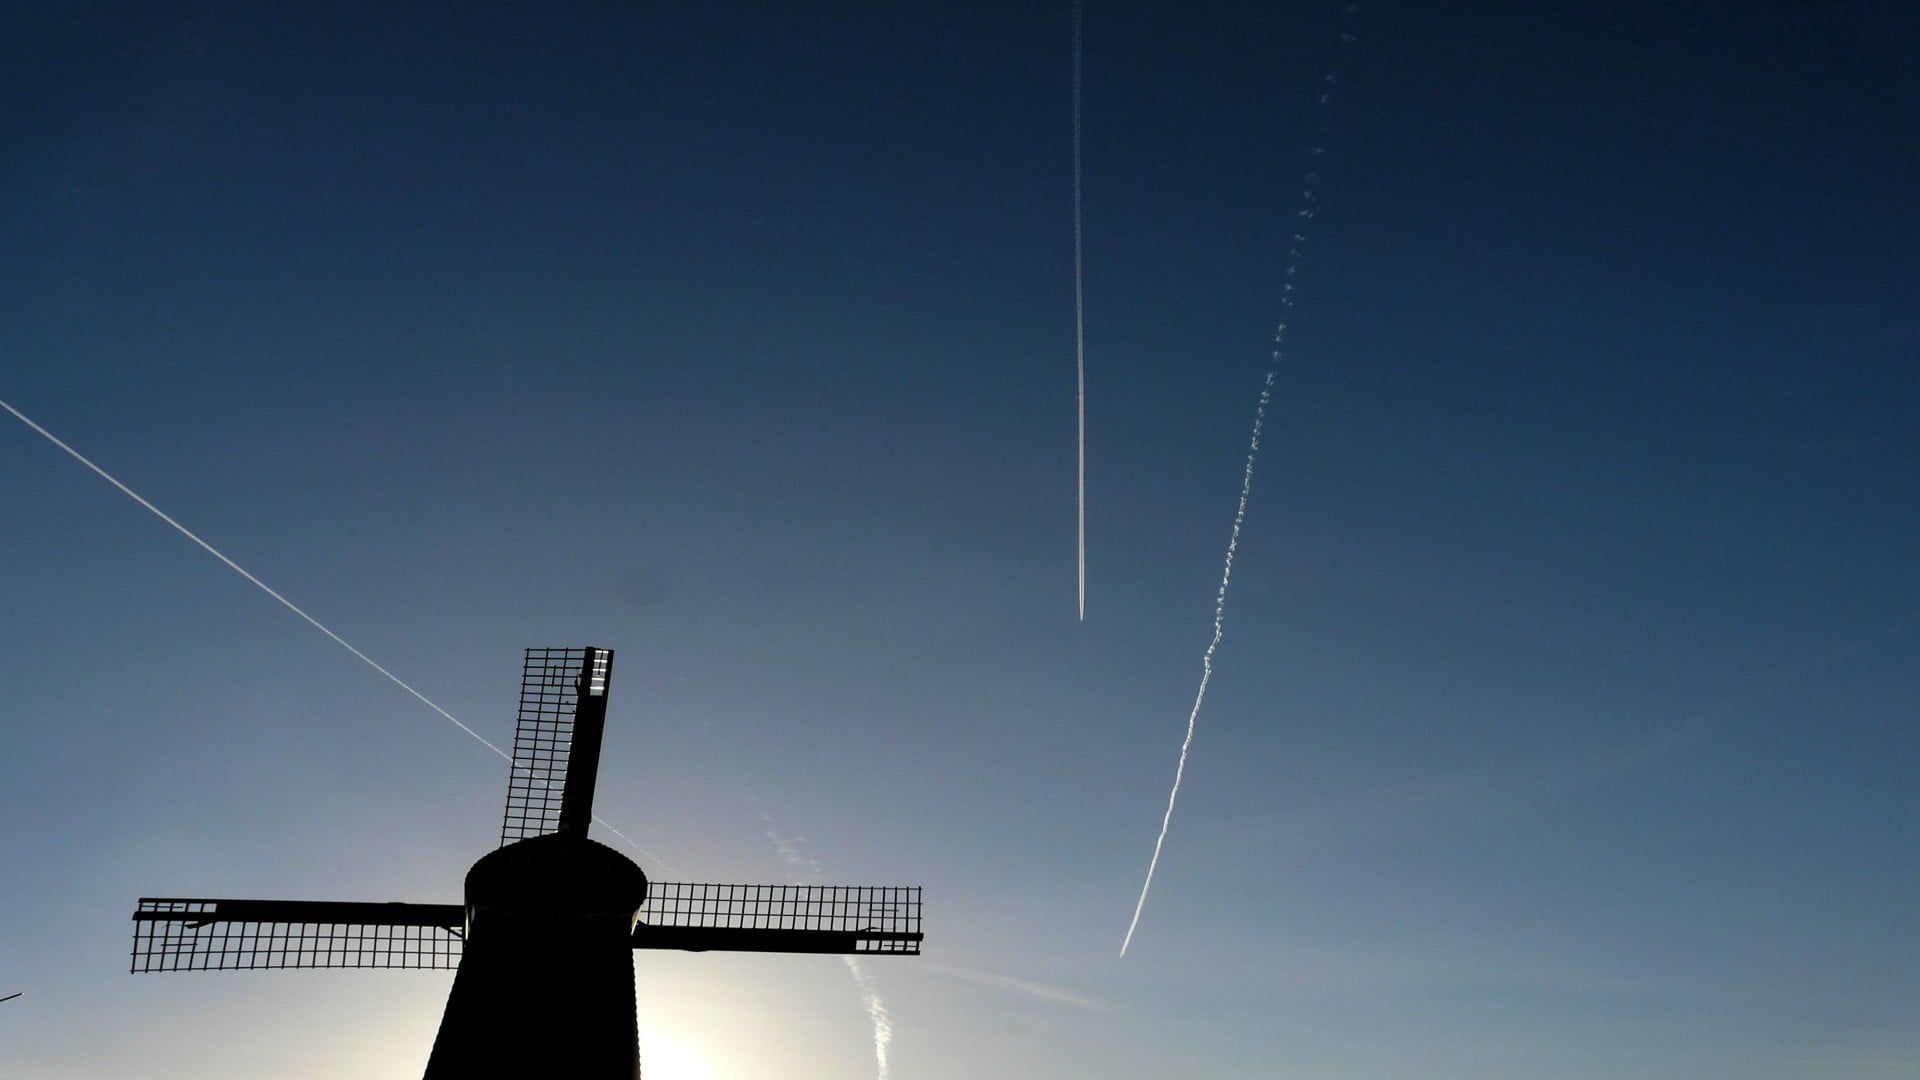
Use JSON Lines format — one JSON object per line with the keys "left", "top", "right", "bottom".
{"left": 132, "top": 899, "right": 464, "bottom": 972}
{"left": 639, "top": 883, "right": 923, "bottom": 954}
{"left": 500, "top": 647, "right": 608, "bottom": 844}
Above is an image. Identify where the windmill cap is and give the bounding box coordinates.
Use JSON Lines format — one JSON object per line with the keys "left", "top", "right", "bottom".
{"left": 464, "top": 833, "right": 648, "bottom": 916}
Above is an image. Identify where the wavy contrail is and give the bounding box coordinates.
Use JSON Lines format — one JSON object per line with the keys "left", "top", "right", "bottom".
{"left": 1119, "top": 363, "right": 1278, "bottom": 958}
{"left": 1120, "top": 15, "right": 1356, "bottom": 957}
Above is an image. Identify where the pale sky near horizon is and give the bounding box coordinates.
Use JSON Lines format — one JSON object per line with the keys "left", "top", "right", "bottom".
{"left": 3, "top": 3, "right": 1918, "bottom": 1078}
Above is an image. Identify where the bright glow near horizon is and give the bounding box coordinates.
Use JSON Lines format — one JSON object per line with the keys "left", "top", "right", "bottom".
{"left": 638, "top": 1027, "right": 715, "bottom": 1080}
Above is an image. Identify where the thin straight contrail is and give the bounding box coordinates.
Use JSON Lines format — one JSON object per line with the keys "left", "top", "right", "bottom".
{"left": 0, "top": 397, "right": 504, "bottom": 754}
{"left": 0, "top": 395, "right": 673, "bottom": 872}
{"left": 1120, "top": 17, "right": 1356, "bottom": 957}
{"left": 1073, "top": 0, "right": 1088, "bottom": 621}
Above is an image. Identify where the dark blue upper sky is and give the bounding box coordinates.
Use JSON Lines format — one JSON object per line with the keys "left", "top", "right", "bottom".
{"left": 3, "top": 3, "right": 1916, "bottom": 1077}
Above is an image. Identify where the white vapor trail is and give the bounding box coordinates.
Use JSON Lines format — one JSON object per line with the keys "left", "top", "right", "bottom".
{"left": 924, "top": 963, "right": 1108, "bottom": 1012}
{"left": 0, "top": 395, "right": 674, "bottom": 873}
{"left": 1073, "top": 0, "right": 1088, "bottom": 621}
{"left": 843, "top": 955, "right": 895, "bottom": 1080}
{"left": 763, "top": 814, "right": 894, "bottom": 1079}
{"left": 1118, "top": 364, "right": 1276, "bottom": 958}
{"left": 1119, "top": 18, "right": 1356, "bottom": 957}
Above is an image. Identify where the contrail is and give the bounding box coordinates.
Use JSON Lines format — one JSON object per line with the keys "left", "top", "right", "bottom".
{"left": 0, "top": 395, "right": 674, "bottom": 873}
{"left": 842, "top": 955, "right": 895, "bottom": 1080}
{"left": 1073, "top": 0, "right": 1088, "bottom": 621}
{"left": 763, "top": 813, "right": 894, "bottom": 1080}
{"left": 0, "top": 398, "right": 504, "bottom": 752}
{"left": 924, "top": 963, "right": 1108, "bottom": 1012}
{"left": 1120, "top": 16, "right": 1356, "bottom": 957}
{"left": 1119, "top": 365, "right": 1276, "bottom": 958}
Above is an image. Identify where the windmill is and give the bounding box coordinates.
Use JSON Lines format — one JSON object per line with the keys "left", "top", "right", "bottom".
{"left": 131, "top": 646, "right": 923, "bottom": 1077}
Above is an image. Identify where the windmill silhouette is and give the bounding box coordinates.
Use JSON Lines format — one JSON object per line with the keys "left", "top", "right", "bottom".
{"left": 131, "top": 646, "right": 922, "bottom": 1077}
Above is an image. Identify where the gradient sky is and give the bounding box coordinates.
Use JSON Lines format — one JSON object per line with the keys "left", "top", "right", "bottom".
{"left": 3, "top": 3, "right": 1917, "bottom": 1078}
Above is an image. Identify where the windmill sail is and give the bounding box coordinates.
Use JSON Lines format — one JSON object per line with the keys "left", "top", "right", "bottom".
{"left": 634, "top": 882, "right": 922, "bottom": 955}
{"left": 500, "top": 647, "right": 613, "bottom": 844}
{"left": 132, "top": 898, "right": 464, "bottom": 972}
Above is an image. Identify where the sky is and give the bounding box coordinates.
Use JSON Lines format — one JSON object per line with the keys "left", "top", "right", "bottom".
{"left": 2, "top": 2, "right": 1917, "bottom": 1077}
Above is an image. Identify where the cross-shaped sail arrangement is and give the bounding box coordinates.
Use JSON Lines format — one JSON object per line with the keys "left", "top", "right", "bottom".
{"left": 131, "top": 646, "right": 922, "bottom": 1077}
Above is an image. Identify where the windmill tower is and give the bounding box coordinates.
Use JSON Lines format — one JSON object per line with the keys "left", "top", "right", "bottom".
{"left": 131, "top": 647, "right": 923, "bottom": 1077}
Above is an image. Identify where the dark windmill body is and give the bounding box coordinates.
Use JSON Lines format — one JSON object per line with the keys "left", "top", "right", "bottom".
{"left": 132, "top": 647, "right": 923, "bottom": 1077}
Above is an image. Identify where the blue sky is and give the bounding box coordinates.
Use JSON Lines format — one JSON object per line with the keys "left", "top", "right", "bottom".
{"left": 3, "top": 3, "right": 1917, "bottom": 1077}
